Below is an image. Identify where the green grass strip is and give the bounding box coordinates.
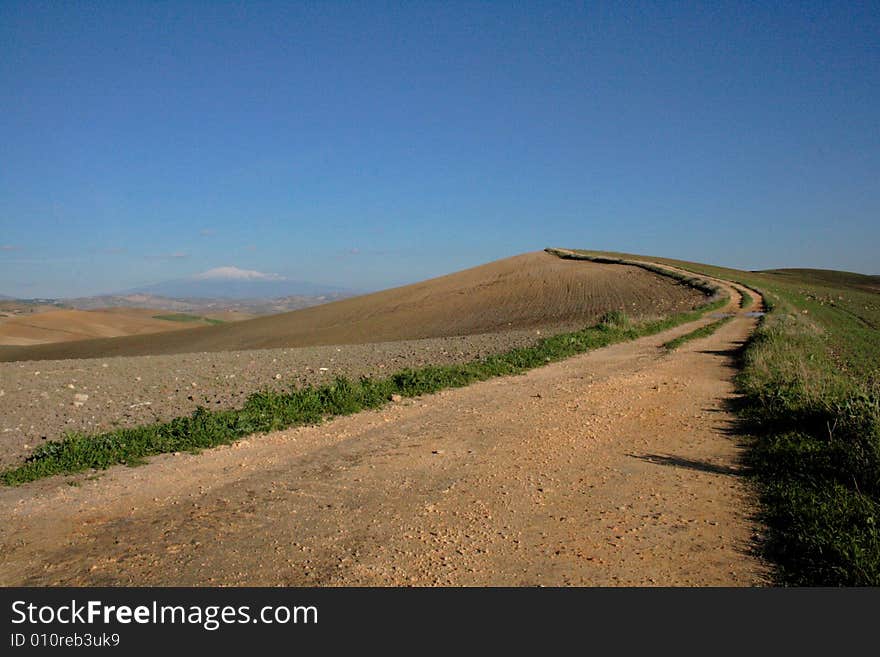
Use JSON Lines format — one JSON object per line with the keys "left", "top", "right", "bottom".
{"left": 153, "top": 313, "right": 224, "bottom": 325}
{"left": 737, "top": 305, "right": 880, "bottom": 585}
{"left": 1, "top": 300, "right": 726, "bottom": 486}
{"left": 553, "top": 247, "right": 880, "bottom": 585}
{"left": 153, "top": 313, "right": 204, "bottom": 322}
{"left": 662, "top": 316, "right": 733, "bottom": 351}
{"left": 738, "top": 288, "right": 753, "bottom": 309}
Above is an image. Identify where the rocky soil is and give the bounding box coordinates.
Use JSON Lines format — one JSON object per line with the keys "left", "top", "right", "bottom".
{"left": 0, "top": 281, "right": 767, "bottom": 586}
{"left": 0, "top": 326, "right": 569, "bottom": 469}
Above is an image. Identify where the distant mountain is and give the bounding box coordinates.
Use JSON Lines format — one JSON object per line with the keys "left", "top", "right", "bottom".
{"left": 64, "top": 292, "right": 353, "bottom": 315}
{"left": 4, "top": 268, "right": 360, "bottom": 316}
{"left": 124, "top": 266, "right": 356, "bottom": 300}
{"left": 0, "top": 296, "right": 63, "bottom": 306}
{"left": 65, "top": 293, "right": 203, "bottom": 312}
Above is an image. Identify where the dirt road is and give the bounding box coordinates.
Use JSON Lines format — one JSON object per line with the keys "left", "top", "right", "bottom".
{"left": 0, "top": 281, "right": 766, "bottom": 586}
{"left": 0, "top": 251, "right": 705, "bottom": 469}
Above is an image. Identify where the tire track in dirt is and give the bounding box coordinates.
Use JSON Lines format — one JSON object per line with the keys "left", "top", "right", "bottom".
{"left": 0, "top": 277, "right": 767, "bottom": 586}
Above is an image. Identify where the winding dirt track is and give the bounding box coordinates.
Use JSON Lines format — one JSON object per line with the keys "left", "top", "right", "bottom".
{"left": 0, "top": 252, "right": 705, "bottom": 469}
{"left": 0, "top": 274, "right": 766, "bottom": 586}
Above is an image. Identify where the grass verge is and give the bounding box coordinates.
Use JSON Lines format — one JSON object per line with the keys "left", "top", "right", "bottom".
{"left": 662, "top": 316, "right": 733, "bottom": 351}
{"left": 1, "top": 299, "right": 725, "bottom": 486}
{"left": 736, "top": 299, "right": 880, "bottom": 585}
{"left": 570, "top": 247, "right": 880, "bottom": 585}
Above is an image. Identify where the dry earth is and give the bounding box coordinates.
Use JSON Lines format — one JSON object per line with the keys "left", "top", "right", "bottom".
{"left": 0, "top": 308, "right": 222, "bottom": 346}
{"left": 0, "top": 329, "right": 565, "bottom": 468}
{"left": 0, "top": 252, "right": 704, "bottom": 362}
{"left": 0, "top": 276, "right": 767, "bottom": 586}
{"left": 0, "top": 252, "right": 706, "bottom": 468}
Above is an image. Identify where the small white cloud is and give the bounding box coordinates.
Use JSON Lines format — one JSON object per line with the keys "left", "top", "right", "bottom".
{"left": 1, "top": 245, "right": 21, "bottom": 251}
{"left": 199, "top": 229, "right": 215, "bottom": 237}
{"left": 192, "top": 266, "right": 285, "bottom": 281}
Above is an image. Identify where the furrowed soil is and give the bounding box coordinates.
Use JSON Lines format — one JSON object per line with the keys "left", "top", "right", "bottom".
{"left": 0, "top": 252, "right": 705, "bottom": 468}
{"left": 0, "top": 330, "right": 568, "bottom": 468}
{"left": 0, "top": 252, "right": 703, "bottom": 362}
{"left": 0, "top": 274, "right": 766, "bottom": 586}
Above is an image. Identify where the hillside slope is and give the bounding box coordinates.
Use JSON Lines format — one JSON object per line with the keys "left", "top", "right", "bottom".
{"left": 0, "top": 251, "right": 705, "bottom": 362}
{"left": 759, "top": 268, "right": 880, "bottom": 293}
{"left": 0, "top": 309, "right": 219, "bottom": 346}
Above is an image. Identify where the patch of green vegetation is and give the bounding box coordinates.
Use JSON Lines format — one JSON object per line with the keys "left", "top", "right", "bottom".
{"left": 153, "top": 313, "right": 224, "bottom": 325}
{"left": 597, "top": 310, "right": 630, "bottom": 329}
{"left": 153, "top": 313, "right": 203, "bottom": 322}
{"left": 1, "top": 293, "right": 726, "bottom": 486}
{"left": 662, "top": 316, "right": 733, "bottom": 351}
{"left": 739, "top": 288, "right": 753, "bottom": 309}
{"left": 761, "top": 268, "right": 880, "bottom": 295}
{"left": 571, "top": 247, "right": 880, "bottom": 585}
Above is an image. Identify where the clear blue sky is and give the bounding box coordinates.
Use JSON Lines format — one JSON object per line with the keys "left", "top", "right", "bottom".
{"left": 2, "top": 1, "right": 878, "bottom": 297}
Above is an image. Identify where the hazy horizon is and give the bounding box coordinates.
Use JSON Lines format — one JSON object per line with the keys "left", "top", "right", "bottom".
{"left": 2, "top": 251, "right": 878, "bottom": 302}
{"left": 2, "top": 2, "right": 878, "bottom": 297}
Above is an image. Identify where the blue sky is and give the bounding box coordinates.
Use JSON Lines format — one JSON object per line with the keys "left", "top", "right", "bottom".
{"left": 1, "top": 1, "right": 878, "bottom": 297}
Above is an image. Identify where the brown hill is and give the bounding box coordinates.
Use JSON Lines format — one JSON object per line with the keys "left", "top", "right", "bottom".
{"left": 0, "top": 308, "right": 209, "bottom": 347}
{"left": 0, "top": 251, "right": 705, "bottom": 362}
